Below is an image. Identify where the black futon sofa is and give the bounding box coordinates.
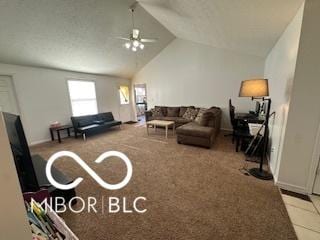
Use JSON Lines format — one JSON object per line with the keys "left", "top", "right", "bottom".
{"left": 71, "top": 112, "right": 121, "bottom": 139}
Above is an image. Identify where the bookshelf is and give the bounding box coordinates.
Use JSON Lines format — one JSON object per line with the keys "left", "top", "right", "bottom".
{"left": 26, "top": 200, "right": 78, "bottom": 240}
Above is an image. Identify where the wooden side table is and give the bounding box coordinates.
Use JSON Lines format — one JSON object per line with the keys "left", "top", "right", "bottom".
{"left": 50, "top": 125, "right": 73, "bottom": 143}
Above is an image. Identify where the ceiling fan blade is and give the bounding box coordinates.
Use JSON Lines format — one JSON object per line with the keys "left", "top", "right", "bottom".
{"left": 141, "top": 38, "right": 158, "bottom": 43}
{"left": 116, "top": 37, "right": 131, "bottom": 41}
{"left": 132, "top": 29, "right": 140, "bottom": 39}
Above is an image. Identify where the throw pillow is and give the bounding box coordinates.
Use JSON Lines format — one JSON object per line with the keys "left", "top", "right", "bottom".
{"left": 195, "top": 108, "right": 213, "bottom": 126}
{"left": 167, "top": 107, "right": 180, "bottom": 117}
{"left": 179, "top": 106, "right": 194, "bottom": 117}
{"left": 153, "top": 106, "right": 163, "bottom": 117}
{"left": 179, "top": 107, "right": 187, "bottom": 117}
{"left": 155, "top": 106, "right": 167, "bottom": 116}
{"left": 183, "top": 107, "right": 199, "bottom": 120}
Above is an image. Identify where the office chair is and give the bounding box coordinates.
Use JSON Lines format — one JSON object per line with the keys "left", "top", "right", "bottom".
{"left": 226, "top": 99, "right": 252, "bottom": 151}
{"left": 224, "top": 99, "right": 236, "bottom": 139}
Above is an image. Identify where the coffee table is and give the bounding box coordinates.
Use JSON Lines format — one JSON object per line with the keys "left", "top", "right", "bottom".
{"left": 146, "top": 120, "right": 175, "bottom": 139}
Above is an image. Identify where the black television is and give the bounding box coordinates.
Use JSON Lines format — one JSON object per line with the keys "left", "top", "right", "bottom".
{"left": 3, "top": 112, "right": 39, "bottom": 192}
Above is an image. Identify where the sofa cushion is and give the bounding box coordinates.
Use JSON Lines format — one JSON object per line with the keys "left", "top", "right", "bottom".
{"left": 147, "top": 116, "right": 156, "bottom": 121}
{"left": 205, "top": 107, "right": 221, "bottom": 128}
{"left": 155, "top": 116, "right": 178, "bottom": 121}
{"left": 179, "top": 106, "right": 195, "bottom": 117}
{"left": 183, "top": 107, "right": 199, "bottom": 120}
{"left": 155, "top": 106, "right": 168, "bottom": 116}
{"left": 78, "top": 118, "right": 93, "bottom": 127}
{"left": 179, "top": 107, "right": 188, "bottom": 117}
{"left": 153, "top": 106, "right": 163, "bottom": 117}
{"left": 176, "top": 122, "right": 215, "bottom": 138}
{"left": 202, "top": 111, "right": 215, "bottom": 126}
{"left": 195, "top": 108, "right": 210, "bottom": 126}
{"left": 103, "top": 120, "right": 122, "bottom": 127}
{"left": 78, "top": 124, "right": 100, "bottom": 131}
{"left": 93, "top": 120, "right": 105, "bottom": 124}
{"left": 98, "top": 112, "right": 114, "bottom": 122}
{"left": 175, "top": 118, "right": 192, "bottom": 125}
{"left": 167, "top": 107, "right": 180, "bottom": 117}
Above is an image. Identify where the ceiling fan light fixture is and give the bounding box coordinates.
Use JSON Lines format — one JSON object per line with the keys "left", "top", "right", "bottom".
{"left": 117, "top": 2, "right": 157, "bottom": 52}
{"left": 133, "top": 40, "right": 140, "bottom": 47}
{"left": 125, "top": 42, "right": 131, "bottom": 49}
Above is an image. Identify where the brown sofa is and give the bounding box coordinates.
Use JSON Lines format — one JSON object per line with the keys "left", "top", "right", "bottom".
{"left": 145, "top": 106, "right": 221, "bottom": 148}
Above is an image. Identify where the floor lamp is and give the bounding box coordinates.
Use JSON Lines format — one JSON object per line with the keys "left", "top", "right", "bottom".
{"left": 239, "top": 79, "right": 273, "bottom": 180}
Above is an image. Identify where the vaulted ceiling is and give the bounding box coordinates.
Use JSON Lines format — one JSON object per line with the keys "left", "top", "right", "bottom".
{"left": 0, "top": 0, "right": 175, "bottom": 79}
{"left": 138, "top": 0, "right": 304, "bottom": 57}
{"left": 0, "top": 0, "right": 304, "bottom": 79}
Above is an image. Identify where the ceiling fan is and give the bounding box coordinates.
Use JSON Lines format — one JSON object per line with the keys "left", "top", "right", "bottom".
{"left": 117, "top": 2, "right": 157, "bottom": 52}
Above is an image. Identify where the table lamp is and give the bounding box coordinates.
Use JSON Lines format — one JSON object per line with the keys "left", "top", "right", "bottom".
{"left": 239, "top": 79, "right": 273, "bottom": 180}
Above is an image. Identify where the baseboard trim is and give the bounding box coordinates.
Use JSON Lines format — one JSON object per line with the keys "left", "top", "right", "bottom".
{"left": 29, "top": 138, "right": 51, "bottom": 146}
{"left": 124, "top": 121, "right": 138, "bottom": 124}
{"left": 276, "top": 180, "right": 307, "bottom": 194}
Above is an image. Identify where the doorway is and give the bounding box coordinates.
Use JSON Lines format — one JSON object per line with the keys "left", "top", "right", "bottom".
{"left": 0, "top": 75, "right": 19, "bottom": 114}
{"left": 134, "top": 84, "right": 147, "bottom": 123}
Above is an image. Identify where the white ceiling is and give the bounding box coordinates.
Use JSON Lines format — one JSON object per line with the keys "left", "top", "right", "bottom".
{"left": 0, "top": 0, "right": 175, "bottom": 79}
{"left": 0, "top": 0, "right": 304, "bottom": 79}
{"left": 138, "top": 0, "right": 304, "bottom": 57}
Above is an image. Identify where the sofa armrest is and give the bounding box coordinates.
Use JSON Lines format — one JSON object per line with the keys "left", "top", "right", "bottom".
{"left": 70, "top": 117, "right": 79, "bottom": 131}
{"left": 145, "top": 110, "right": 153, "bottom": 122}
{"left": 214, "top": 110, "right": 222, "bottom": 134}
{"left": 207, "top": 108, "right": 222, "bottom": 133}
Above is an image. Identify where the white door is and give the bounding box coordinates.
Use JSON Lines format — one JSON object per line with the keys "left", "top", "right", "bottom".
{"left": 0, "top": 75, "right": 19, "bottom": 114}
{"left": 313, "top": 158, "right": 320, "bottom": 195}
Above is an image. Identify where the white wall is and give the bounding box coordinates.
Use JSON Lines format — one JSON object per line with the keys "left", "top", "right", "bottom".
{"left": 0, "top": 63, "right": 133, "bottom": 145}
{"left": 276, "top": 0, "right": 320, "bottom": 194}
{"left": 264, "top": 3, "right": 304, "bottom": 180}
{"left": 132, "top": 38, "right": 265, "bottom": 129}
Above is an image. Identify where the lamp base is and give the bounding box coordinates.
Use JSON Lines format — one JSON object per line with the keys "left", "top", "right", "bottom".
{"left": 249, "top": 168, "right": 273, "bottom": 180}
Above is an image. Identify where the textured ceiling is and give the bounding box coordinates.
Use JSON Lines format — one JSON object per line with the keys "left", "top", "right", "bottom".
{"left": 0, "top": 0, "right": 175, "bottom": 79}
{"left": 138, "top": 0, "right": 304, "bottom": 57}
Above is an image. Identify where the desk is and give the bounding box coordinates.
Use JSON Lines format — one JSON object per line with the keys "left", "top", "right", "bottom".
{"left": 233, "top": 113, "right": 264, "bottom": 152}
{"left": 235, "top": 113, "right": 265, "bottom": 124}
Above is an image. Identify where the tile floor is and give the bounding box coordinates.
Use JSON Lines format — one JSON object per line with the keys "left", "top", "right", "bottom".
{"left": 281, "top": 192, "right": 320, "bottom": 239}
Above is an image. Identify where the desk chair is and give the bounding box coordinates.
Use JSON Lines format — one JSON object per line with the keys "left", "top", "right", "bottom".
{"left": 224, "top": 99, "right": 236, "bottom": 139}
{"left": 227, "top": 99, "right": 253, "bottom": 151}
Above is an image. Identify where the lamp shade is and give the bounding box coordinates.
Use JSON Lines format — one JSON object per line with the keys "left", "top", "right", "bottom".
{"left": 239, "top": 79, "right": 269, "bottom": 97}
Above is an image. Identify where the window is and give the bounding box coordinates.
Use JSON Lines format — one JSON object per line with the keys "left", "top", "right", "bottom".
{"left": 67, "top": 80, "right": 98, "bottom": 116}
{"left": 119, "top": 86, "right": 130, "bottom": 105}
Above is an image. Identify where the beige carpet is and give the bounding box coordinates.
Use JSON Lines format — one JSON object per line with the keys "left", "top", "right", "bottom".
{"left": 31, "top": 124, "right": 297, "bottom": 240}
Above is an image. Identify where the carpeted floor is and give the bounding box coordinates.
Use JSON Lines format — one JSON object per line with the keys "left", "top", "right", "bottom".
{"left": 31, "top": 124, "right": 297, "bottom": 240}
